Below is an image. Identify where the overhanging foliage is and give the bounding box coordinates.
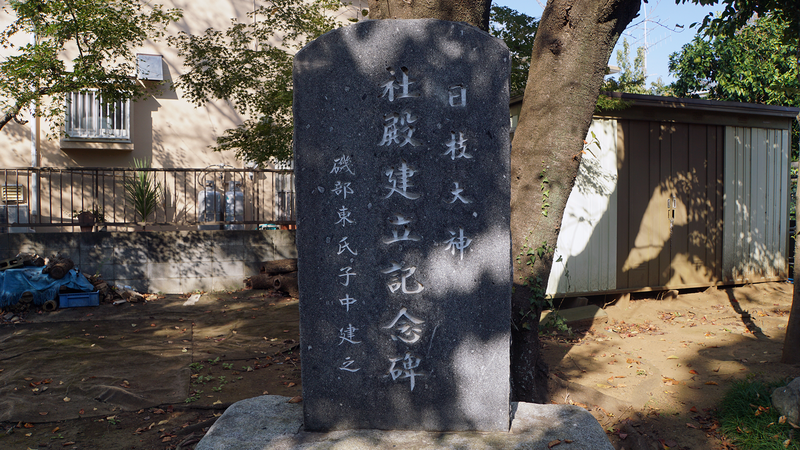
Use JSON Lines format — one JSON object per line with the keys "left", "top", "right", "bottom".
{"left": 0, "top": 0, "right": 180, "bottom": 133}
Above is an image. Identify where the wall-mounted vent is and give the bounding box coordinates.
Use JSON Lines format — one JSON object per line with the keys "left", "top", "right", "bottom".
{"left": 1, "top": 185, "right": 25, "bottom": 204}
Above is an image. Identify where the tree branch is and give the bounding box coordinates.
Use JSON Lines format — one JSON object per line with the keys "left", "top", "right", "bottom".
{"left": 0, "top": 104, "right": 23, "bottom": 132}
{"left": 63, "top": 0, "right": 85, "bottom": 59}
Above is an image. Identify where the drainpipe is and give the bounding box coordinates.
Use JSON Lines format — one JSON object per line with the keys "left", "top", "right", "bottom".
{"left": 29, "top": 33, "right": 39, "bottom": 225}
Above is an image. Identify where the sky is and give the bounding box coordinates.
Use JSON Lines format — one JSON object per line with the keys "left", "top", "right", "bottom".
{"left": 493, "top": 0, "right": 722, "bottom": 84}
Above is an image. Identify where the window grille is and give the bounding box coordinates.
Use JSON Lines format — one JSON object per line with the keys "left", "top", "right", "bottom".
{"left": 273, "top": 160, "right": 294, "bottom": 221}
{"left": 65, "top": 91, "right": 130, "bottom": 140}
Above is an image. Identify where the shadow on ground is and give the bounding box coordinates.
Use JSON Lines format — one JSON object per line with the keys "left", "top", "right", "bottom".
{"left": 542, "top": 282, "right": 799, "bottom": 450}
{"left": 0, "top": 290, "right": 301, "bottom": 450}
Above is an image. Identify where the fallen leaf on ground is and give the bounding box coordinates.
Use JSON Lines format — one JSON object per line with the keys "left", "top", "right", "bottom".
{"left": 288, "top": 396, "right": 303, "bottom": 403}
{"left": 705, "top": 381, "right": 718, "bottom": 386}
{"left": 686, "top": 423, "right": 698, "bottom": 428}
{"left": 548, "top": 440, "right": 561, "bottom": 448}
{"left": 689, "top": 369, "right": 699, "bottom": 375}
{"left": 23, "top": 423, "right": 34, "bottom": 428}
{"left": 667, "top": 355, "right": 679, "bottom": 359}
{"left": 62, "top": 442, "right": 76, "bottom": 446}
{"left": 52, "top": 426, "right": 59, "bottom": 433}
{"left": 63, "top": 397, "right": 70, "bottom": 402}
{"left": 779, "top": 416, "right": 787, "bottom": 424}
{"left": 690, "top": 406, "right": 698, "bottom": 413}
{"left": 39, "top": 412, "right": 48, "bottom": 416}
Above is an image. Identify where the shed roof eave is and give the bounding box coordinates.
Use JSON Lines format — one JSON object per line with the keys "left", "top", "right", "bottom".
{"left": 599, "top": 91, "right": 800, "bottom": 119}
{"left": 508, "top": 92, "right": 800, "bottom": 119}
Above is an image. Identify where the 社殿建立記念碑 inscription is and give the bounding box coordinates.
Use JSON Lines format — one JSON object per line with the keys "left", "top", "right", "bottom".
{"left": 294, "top": 19, "right": 511, "bottom": 432}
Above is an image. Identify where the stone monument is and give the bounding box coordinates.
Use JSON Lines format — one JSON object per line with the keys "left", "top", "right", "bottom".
{"left": 293, "top": 19, "right": 511, "bottom": 432}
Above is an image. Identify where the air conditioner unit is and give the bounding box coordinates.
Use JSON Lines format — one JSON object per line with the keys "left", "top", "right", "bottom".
{"left": 136, "top": 53, "right": 163, "bottom": 81}
{"left": 0, "top": 204, "right": 32, "bottom": 233}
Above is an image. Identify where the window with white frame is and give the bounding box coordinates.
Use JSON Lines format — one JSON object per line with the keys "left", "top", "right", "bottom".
{"left": 65, "top": 91, "right": 131, "bottom": 140}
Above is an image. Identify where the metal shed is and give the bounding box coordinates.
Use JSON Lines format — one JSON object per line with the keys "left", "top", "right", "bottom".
{"left": 510, "top": 93, "right": 799, "bottom": 297}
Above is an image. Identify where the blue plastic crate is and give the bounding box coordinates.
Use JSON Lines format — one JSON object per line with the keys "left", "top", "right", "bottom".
{"left": 58, "top": 291, "right": 99, "bottom": 308}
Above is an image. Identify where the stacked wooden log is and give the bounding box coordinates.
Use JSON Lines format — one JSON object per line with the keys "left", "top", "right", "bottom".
{"left": 84, "top": 273, "right": 119, "bottom": 303}
{"left": 244, "top": 259, "right": 298, "bottom": 298}
{"left": 42, "top": 255, "right": 75, "bottom": 280}
{"left": 16, "top": 252, "right": 45, "bottom": 268}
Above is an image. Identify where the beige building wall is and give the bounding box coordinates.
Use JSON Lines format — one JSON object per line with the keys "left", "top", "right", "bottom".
{"left": 0, "top": 0, "right": 365, "bottom": 170}
{"left": 0, "top": 0, "right": 364, "bottom": 229}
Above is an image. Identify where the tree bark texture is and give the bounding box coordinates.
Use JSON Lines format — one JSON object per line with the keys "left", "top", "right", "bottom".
{"left": 509, "top": 0, "right": 640, "bottom": 402}
{"left": 368, "top": 0, "right": 492, "bottom": 31}
{"left": 245, "top": 274, "right": 277, "bottom": 290}
{"left": 260, "top": 258, "right": 298, "bottom": 275}
{"left": 273, "top": 272, "right": 299, "bottom": 298}
{"left": 0, "top": 103, "right": 22, "bottom": 132}
{"left": 43, "top": 255, "right": 75, "bottom": 280}
{"left": 782, "top": 120, "right": 800, "bottom": 364}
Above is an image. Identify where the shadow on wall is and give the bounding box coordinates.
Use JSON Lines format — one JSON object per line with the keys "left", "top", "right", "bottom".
{"left": 0, "top": 230, "right": 297, "bottom": 294}
{"left": 548, "top": 120, "right": 788, "bottom": 299}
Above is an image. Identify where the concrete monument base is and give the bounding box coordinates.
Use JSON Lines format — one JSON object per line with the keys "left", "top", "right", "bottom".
{"left": 195, "top": 395, "right": 614, "bottom": 450}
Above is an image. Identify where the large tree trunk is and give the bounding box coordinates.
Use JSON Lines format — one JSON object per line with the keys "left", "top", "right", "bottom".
{"left": 782, "top": 115, "right": 800, "bottom": 364}
{"left": 509, "top": 0, "right": 640, "bottom": 402}
{"left": 368, "top": 0, "right": 492, "bottom": 30}
{"left": 369, "top": 0, "right": 641, "bottom": 402}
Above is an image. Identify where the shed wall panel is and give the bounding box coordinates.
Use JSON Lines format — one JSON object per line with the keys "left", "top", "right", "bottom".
{"left": 616, "top": 121, "right": 630, "bottom": 290}
{"left": 545, "top": 117, "right": 789, "bottom": 297}
{"left": 779, "top": 129, "right": 789, "bottom": 272}
{"left": 546, "top": 120, "right": 618, "bottom": 296}
{"left": 617, "top": 121, "right": 725, "bottom": 290}
{"left": 722, "top": 127, "right": 789, "bottom": 282}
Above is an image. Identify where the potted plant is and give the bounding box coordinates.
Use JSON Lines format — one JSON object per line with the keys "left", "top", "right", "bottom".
{"left": 124, "top": 158, "right": 162, "bottom": 229}
{"left": 72, "top": 206, "right": 106, "bottom": 232}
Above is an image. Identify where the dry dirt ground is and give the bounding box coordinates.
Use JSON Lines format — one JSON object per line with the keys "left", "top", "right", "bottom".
{"left": 543, "top": 282, "right": 800, "bottom": 450}
{"left": 0, "top": 282, "right": 797, "bottom": 449}
{"left": 0, "top": 290, "right": 302, "bottom": 450}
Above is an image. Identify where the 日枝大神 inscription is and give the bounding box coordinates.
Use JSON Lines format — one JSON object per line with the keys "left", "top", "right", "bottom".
{"left": 294, "top": 19, "right": 511, "bottom": 432}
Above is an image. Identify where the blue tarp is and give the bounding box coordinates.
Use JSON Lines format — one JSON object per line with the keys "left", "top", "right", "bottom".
{"left": 0, "top": 267, "right": 94, "bottom": 308}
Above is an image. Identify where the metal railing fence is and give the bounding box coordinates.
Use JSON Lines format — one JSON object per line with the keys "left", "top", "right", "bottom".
{"left": 0, "top": 167, "right": 295, "bottom": 232}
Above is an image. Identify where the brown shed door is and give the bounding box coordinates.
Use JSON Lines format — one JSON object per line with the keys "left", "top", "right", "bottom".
{"left": 617, "top": 121, "right": 724, "bottom": 290}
